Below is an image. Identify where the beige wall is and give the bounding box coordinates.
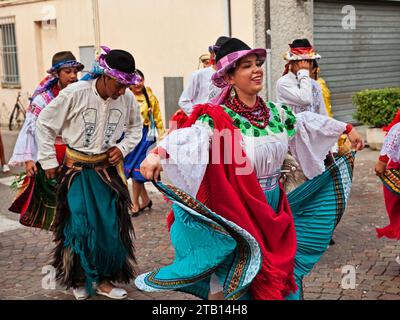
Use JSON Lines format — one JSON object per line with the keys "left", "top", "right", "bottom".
{"left": 252, "top": 0, "right": 313, "bottom": 101}
{"left": 270, "top": 0, "right": 313, "bottom": 100}
{"left": 97, "top": 0, "right": 254, "bottom": 122}
{"left": 0, "top": 0, "right": 254, "bottom": 126}
{"left": 0, "top": 0, "right": 95, "bottom": 125}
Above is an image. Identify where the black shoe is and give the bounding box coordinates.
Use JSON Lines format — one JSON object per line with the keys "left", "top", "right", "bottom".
{"left": 129, "top": 206, "right": 141, "bottom": 217}
{"left": 329, "top": 239, "right": 335, "bottom": 245}
{"left": 140, "top": 200, "right": 153, "bottom": 212}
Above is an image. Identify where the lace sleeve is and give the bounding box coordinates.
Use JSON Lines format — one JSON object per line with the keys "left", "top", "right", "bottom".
{"left": 289, "top": 111, "right": 347, "bottom": 179}
{"left": 159, "top": 121, "right": 212, "bottom": 197}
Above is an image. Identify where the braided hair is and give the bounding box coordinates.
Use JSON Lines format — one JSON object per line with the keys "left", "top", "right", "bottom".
{"left": 135, "top": 69, "right": 151, "bottom": 110}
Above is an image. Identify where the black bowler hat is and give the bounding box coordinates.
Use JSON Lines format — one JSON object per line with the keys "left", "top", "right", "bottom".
{"left": 212, "top": 38, "right": 266, "bottom": 88}
{"left": 105, "top": 49, "right": 136, "bottom": 74}
{"left": 289, "top": 38, "right": 312, "bottom": 48}
{"left": 209, "top": 36, "right": 231, "bottom": 53}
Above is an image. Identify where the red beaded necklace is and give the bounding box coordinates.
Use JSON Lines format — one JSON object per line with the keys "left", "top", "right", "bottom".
{"left": 226, "top": 96, "right": 270, "bottom": 129}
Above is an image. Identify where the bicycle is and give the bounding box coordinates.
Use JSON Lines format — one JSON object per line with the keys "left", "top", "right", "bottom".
{"left": 9, "top": 91, "right": 28, "bottom": 131}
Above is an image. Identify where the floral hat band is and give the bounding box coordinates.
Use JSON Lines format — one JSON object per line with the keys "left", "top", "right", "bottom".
{"left": 47, "top": 60, "right": 84, "bottom": 74}
{"left": 98, "top": 46, "right": 142, "bottom": 86}
{"left": 284, "top": 46, "right": 321, "bottom": 61}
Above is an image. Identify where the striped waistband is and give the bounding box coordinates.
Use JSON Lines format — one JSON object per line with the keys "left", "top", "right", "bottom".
{"left": 65, "top": 147, "right": 110, "bottom": 169}
{"left": 258, "top": 172, "right": 281, "bottom": 191}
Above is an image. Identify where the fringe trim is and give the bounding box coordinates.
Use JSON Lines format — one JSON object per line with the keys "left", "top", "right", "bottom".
{"left": 250, "top": 264, "right": 298, "bottom": 300}
{"left": 52, "top": 165, "right": 136, "bottom": 292}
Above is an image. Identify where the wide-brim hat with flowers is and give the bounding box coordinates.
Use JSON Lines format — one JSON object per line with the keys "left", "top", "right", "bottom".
{"left": 283, "top": 38, "right": 321, "bottom": 61}
{"left": 211, "top": 38, "right": 267, "bottom": 88}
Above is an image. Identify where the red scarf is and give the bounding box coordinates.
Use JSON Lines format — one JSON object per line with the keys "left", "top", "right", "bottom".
{"left": 166, "top": 104, "right": 297, "bottom": 300}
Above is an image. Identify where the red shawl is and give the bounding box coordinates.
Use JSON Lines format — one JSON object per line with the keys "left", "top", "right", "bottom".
{"left": 166, "top": 104, "right": 297, "bottom": 300}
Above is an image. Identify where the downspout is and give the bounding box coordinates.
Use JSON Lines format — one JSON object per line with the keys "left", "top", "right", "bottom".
{"left": 92, "top": 0, "right": 101, "bottom": 55}
{"left": 225, "top": 0, "right": 232, "bottom": 37}
{"left": 265, "top": 0, "right": 272, "bottom": 101}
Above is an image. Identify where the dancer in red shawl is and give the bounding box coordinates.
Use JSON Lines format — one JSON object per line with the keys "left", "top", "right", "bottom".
{"left": 376, "top": 109, "right": 400, "bottom": 239}
{"left": 136, "top": 38, "right": 364, "bottom": 300}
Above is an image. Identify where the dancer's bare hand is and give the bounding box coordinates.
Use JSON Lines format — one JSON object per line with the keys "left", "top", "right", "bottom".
{"left": 140, "top": 153, "right": 162, "bottom": 181}
{"left": 25, "top": 160, "right": 37, "bottom": 177}
{"left": 347, "top": 128, "right": 365, "bottom": 151}
{"left": 375, "top": 160, "right": 387, "bottom": 176}
{"left": 107, "top": 147, "right": 123, "bottom": 165}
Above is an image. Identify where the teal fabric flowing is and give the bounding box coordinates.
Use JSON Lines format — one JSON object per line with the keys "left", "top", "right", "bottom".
{"left": 135, "top": 152, "right": 355, "bottom": 300}
{"left": 64, "top": 169, "right": 128, "bottom": 294}
{"left": 286, "top": 152, "right": 355, "bottom": 300}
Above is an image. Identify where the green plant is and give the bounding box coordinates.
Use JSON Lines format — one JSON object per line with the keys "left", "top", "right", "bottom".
{"left": 353, "top": 88, "right": 400, "bottom": 128}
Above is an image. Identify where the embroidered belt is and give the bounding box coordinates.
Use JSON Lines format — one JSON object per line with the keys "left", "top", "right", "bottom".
{"left": 257, "top": 172, "right": 281, "bottom": 191}
{"left": 62, "top": 147, "right": 127, "bottom": 187}
{"left": 64, "top": 147, "right": 112, "bottom": 170}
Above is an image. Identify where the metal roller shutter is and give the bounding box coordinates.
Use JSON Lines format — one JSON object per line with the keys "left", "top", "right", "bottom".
{"left": 314, "top": 0, "right": 400, "bottom": 122}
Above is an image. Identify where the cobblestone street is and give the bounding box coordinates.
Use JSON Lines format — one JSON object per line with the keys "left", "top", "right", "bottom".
{"left": 0, "top": 129, "right": 399, "bottom": 300}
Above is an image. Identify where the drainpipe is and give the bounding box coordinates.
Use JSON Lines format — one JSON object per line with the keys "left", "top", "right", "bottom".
{"left": 224, "top": 0, "right": 232, "bottom": 37}
{"left": 92, "top": 0, "right": 101, "bottom": 55}
{"left": 265, "top": 0, "right": 272, "bottom": 101}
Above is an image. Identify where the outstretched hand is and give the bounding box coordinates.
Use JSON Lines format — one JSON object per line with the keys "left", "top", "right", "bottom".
{"left": 347, "top": 128, "right": 365, "bottom": 151}
{"left": 140, "top": 153, "right": 162, "bottom": 181}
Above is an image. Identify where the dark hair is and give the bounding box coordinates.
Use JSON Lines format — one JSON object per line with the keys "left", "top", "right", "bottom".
{"left": 135, "top": 69, "right": 151, "bottom": 110}
{"left": 135, "top": 69, "right": 144, "bottom": 79}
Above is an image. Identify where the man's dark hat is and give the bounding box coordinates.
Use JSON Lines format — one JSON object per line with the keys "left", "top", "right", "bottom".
{"left": 105, "top": 50, "right": 136, "bottom": 74}
{"left": 289, "top": 39, "right": 312, "bottom": 48}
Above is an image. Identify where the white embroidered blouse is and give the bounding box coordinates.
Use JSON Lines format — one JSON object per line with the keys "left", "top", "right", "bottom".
{"left": 276, "top": 70, "right": 327, "bottom": 116}
{"left": 381, "top": 123, "right": 400, "bottom": 163}
{"left": 158, "top": 102, "right": 347, "bottom": 197}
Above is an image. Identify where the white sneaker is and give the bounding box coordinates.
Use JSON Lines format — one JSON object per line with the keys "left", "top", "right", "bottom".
{"left": 2, "top": 164, "right": 10, "bottom": 173}
{"left": 73, "top": 286, "right": 90, "bottom": 300}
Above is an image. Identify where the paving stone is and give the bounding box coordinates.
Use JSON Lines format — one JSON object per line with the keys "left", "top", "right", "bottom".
{"left": 1, "top": 148, "right": 400, "bottom": 300}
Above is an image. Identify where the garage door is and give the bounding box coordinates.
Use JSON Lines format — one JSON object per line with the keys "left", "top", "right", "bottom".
{"left": 314, "top": 0, "right": 400, "bottom": 122}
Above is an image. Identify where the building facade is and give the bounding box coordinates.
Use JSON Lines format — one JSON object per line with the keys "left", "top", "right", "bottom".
{"left": 0, "top": 0, "right": 254, "bottom": 125}
{"left": 1, "top": 0, "right": 399, "bottom": 126}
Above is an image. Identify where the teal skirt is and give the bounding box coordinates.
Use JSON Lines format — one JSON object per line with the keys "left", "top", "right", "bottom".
{"left": 135, "top": 152, "right": 355, "bottom": 300}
